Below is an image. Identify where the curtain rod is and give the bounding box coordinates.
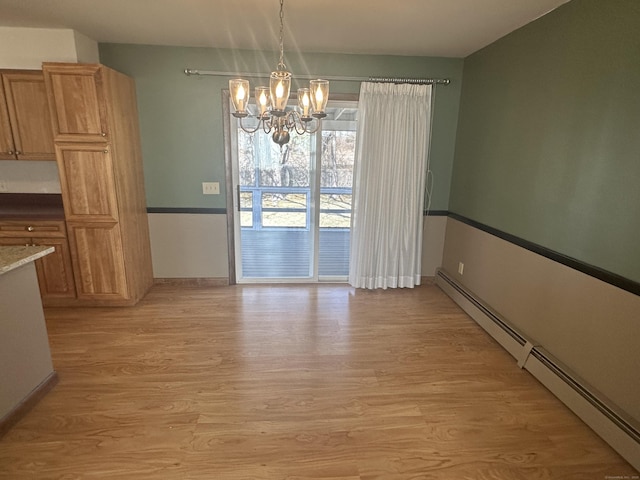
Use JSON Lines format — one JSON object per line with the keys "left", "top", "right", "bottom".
{"left": 183, "top": 69, "right": 450, "bottom": 86}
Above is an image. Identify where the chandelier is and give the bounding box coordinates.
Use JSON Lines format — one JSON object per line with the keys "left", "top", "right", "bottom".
{"left": 228, "top": 0, "right": 329, "bottom": 147}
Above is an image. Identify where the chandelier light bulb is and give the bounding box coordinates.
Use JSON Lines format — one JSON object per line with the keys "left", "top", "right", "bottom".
{"left": 229, "top": 78, "right": 250, "bottom": 117}
{"left": 255, "top": 86, "right": 270, "bottom": 117}
{"left": 310, "top": 79, "right": 329, "bottom": 118}
{"left": 269, "top": 70, "right": 291, "bottom": 114}
{"left": 298, "top": 88, "right": 311, "bottom": 118}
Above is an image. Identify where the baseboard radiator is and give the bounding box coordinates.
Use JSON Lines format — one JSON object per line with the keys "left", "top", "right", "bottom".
{"left": 435, "top": 269, "right": 640, "bottom": 471}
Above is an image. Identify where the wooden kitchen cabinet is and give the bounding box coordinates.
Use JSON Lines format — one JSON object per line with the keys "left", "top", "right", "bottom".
{"left": 43, "top": 63, "right": 153, "bottom": 306}
{"left": 65, "top": 222, "right": 128, "bottom": 300}
{"left": 0, "top": 70, "right": 55, "bottom": 161}
{"left": 55, "top": 143, "right": 119, "bottom": 223}
{"left": 42, "top": 63, "right": 109, "bottom": 143}
{"left": 0, "top": 220, "right": 76, "bottom": 304}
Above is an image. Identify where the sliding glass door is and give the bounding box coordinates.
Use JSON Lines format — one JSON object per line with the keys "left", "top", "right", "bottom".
{"left": 230, "top": 100, "right": 357, "bottom": 283}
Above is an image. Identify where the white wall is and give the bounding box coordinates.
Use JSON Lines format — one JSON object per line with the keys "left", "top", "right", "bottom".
{"left": 73, "top": 30, "right": 100, "bottom": 64}
{"left": 147, "top": 214, "right": 230, "bottom": 279}
{"left": 0, "top": 27, "right": 98, "bottom": 69}
{"left": 0, "top": 161, "right": 61, "bottom": 194}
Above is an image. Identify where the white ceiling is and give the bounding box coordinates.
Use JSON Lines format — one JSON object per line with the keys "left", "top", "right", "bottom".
{"left": 0, "top": 0, "right": 570, "bottom": 58}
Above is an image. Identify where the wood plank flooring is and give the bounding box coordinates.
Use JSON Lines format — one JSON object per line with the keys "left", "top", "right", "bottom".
{"left": 0, "top": 283, "right": 636, "bottom": 479}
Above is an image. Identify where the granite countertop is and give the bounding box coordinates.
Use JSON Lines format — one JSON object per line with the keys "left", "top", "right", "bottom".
{"left": 0, "top": 245, "right": 54, "bottom": 275}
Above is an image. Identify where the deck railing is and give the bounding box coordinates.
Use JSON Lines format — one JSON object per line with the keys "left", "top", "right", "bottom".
{"left": 239, "top": 186, "right": 351, "bottom": 230}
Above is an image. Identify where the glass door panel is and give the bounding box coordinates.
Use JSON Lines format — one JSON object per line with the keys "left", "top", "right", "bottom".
{"left": 236, "top": 125, "right": 315, "bottom": 280}
{"left": 232, "top": 100, "right": 356, "bottom": 283}
{"left": 318, "top": 108, "right": 356, "bottom": 279}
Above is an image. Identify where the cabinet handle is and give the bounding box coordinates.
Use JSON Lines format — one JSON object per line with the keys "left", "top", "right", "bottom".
{"left": 8, "top": 151, "right": 14, "bottom": 155}
{"left": 15, "top": 151, "right": 22, "bottom": 155}
{"left": 103, "top": 149, "right": 109, "bottom": 154}
{"left": 27, "top": 226, "right": 34, "bottom": 232}
{"left": 101, "top": 132, "right": 107, "bottom": 137}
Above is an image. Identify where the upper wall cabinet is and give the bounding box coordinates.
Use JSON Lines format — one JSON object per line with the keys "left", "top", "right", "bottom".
{"left": 0, "top": 70, "right": 56, "bottom": 161}
{"left": 42, "top": 64, "right": 110, "bottom": 143}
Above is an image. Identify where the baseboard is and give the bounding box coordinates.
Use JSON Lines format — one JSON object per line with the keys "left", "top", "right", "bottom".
{"left": 435, "top": 269, "right": 640, "bottom": 471}
{"left": 153, "top": 277, "right": 229, "bottom": 287}
{"left": 0, "top": 371, "right": 58, "bottom": 439}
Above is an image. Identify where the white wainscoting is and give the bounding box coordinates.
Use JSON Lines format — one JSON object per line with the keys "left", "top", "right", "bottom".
{"left": 438, "top": 217, "right": 640, "bottom": 470}
{"left": 421, "top": 214, "right": 447, "bottom": 278}
{"left": 147, "top": 214, "right": 229, "bottom": 280}
{"left": 148, "top": 213, "right": 447, "bottom": 282}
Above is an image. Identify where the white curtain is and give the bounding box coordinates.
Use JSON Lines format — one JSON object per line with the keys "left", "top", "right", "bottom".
{"left": 349, "top": 82, "right": 433, "bottom": 289}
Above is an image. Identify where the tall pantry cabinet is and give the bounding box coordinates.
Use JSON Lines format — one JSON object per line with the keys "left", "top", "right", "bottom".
{"left": 42, "top": 63, "right": 153, "bottom": 306}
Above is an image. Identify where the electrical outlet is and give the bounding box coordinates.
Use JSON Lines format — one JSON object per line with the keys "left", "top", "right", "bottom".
{"left": 458, "top": 262, "right": 464, "bottom": 275}
{"left": 202, "top": 182, "right": 220, "bottom": 195}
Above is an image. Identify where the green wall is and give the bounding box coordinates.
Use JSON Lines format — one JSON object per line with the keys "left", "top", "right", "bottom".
{"left": 98, "top": 44, "right": 463, "bottom": 211}
{"left": 450, "top": 0, "right": 640, "bottom": 283}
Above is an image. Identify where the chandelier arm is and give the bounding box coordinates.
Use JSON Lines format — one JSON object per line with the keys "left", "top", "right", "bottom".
{"left": 293, "top": 123, "right": 307, "bottom": 135}
{"left": 284, "top": 111, "right": 298, "bottom": 128}
{"left": 284, "top": 111, "right": 308, "bottom": 135}
{"left": 307, "top": 121, "right": 323, "bottom": 135}
{"left": 262, "top": 117, "right": 274, "bottom": 135}
{"left": 237, "top": 116, "right": 263, "bottom": 135}
{"left": 301, "top": 118, "right": 323, "bottom": 135}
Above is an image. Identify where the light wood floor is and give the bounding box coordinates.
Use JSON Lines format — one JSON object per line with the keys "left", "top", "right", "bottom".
{"left": 0, "top": 283, "right": 636, "bottom": 479}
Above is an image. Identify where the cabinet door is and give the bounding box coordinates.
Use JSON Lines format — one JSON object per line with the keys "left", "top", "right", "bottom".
{"left": 56, "top": 143, "right": 119, "bottom": 222}
{"left": 0, "top": 77, "right": 15, "bottom": 160}
{"left": 67, "top": 223, "right": 129, "bottom": 300}
{"left": 2, "top": 72, "right": 56, "bottom": 161}
{"left": 32, "top": 237, "right": 76, "bottom": 300}
{"left": 43, "top": 63, "right": 109, "bottom": 143}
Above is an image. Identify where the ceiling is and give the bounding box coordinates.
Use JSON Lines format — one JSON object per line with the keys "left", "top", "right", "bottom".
{"left": 0, "top": 0, "right": 570, "bottom": 58}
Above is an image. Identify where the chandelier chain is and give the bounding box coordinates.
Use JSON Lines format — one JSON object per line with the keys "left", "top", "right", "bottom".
{"left": 277, "top": 0, "right": 286, "bottom": 70}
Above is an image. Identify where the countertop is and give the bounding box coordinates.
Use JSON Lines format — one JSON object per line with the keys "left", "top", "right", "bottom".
{"left": 0, "top": 245, "right": 54, "bottom": 275}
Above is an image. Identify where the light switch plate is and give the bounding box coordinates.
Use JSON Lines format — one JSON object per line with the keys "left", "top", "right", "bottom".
{"left": 202, "top": 182, "right": 220, "bottom": 195}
